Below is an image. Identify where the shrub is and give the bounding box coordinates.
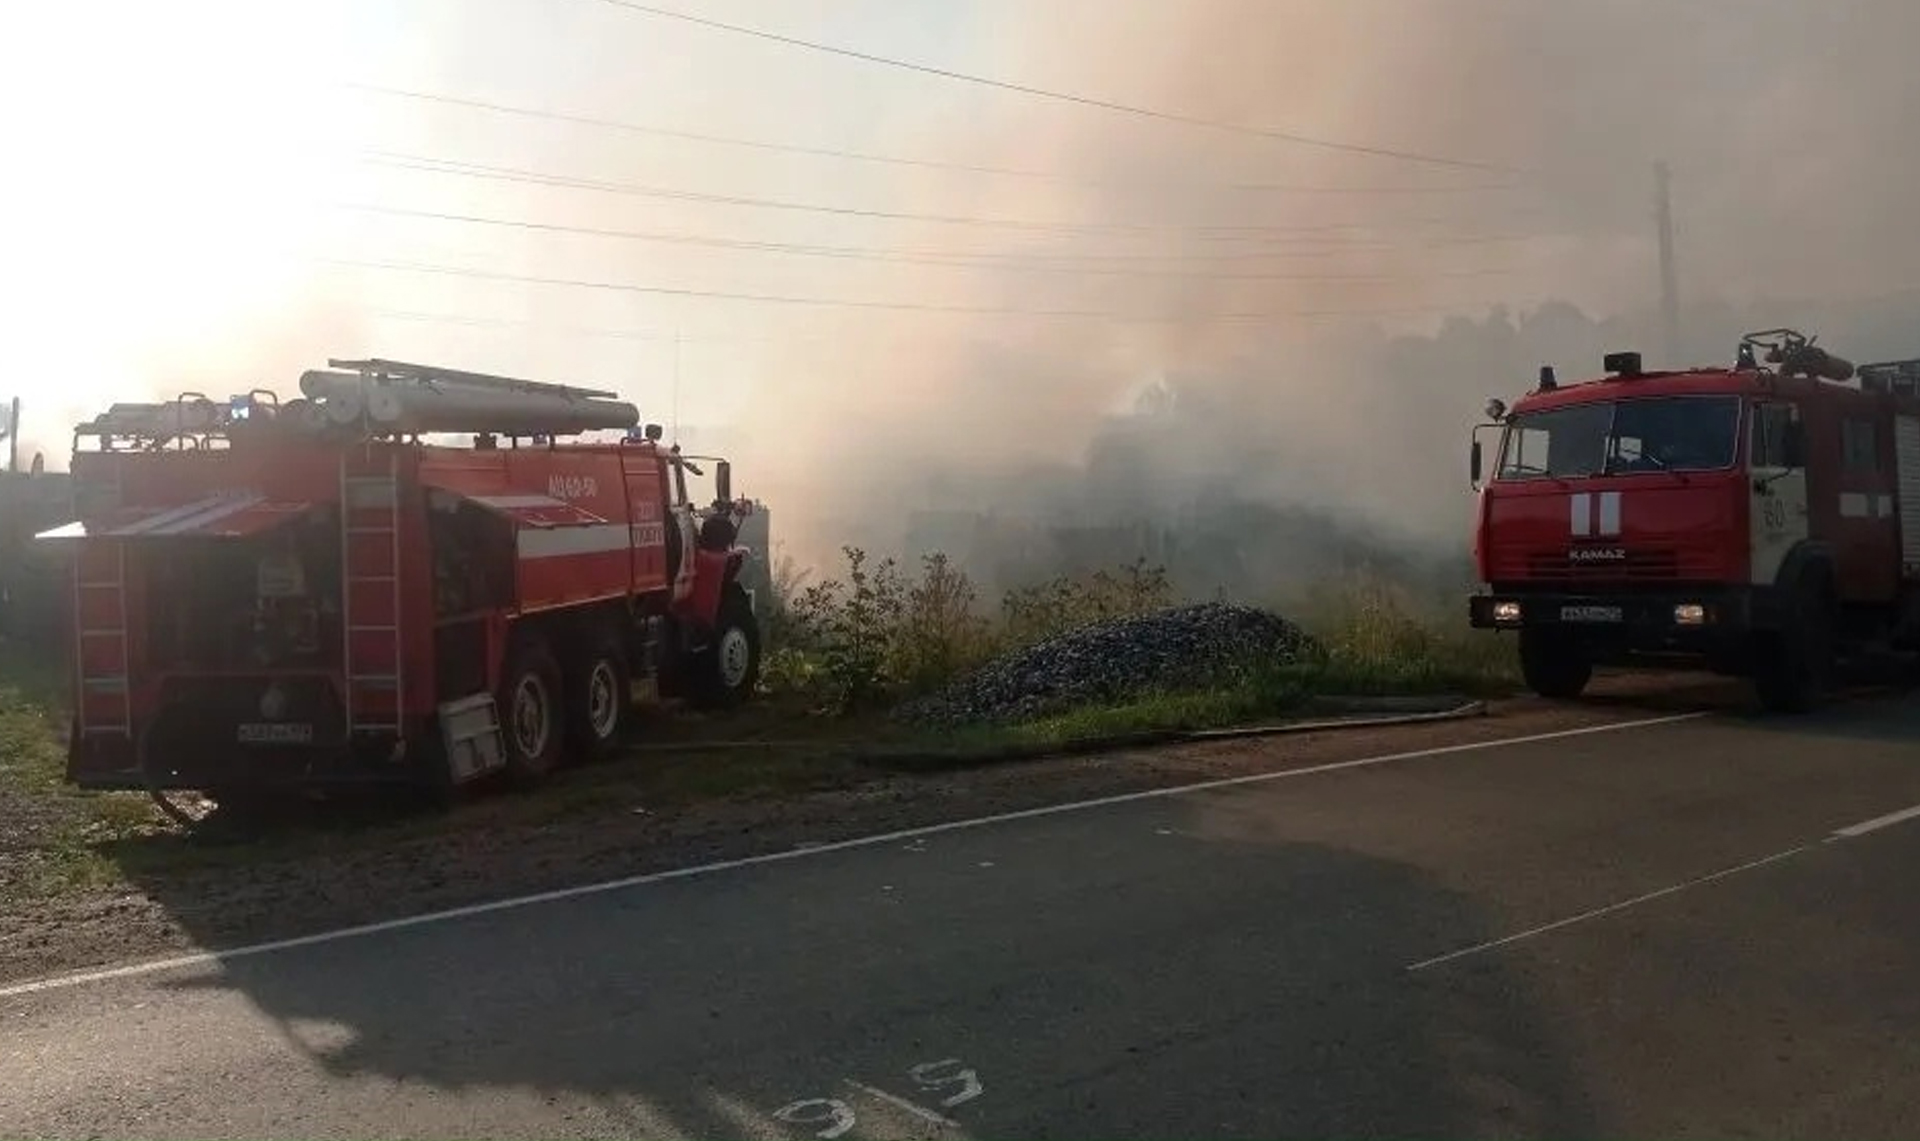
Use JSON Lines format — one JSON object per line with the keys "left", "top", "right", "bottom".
{"left": 891, "top": 553, "right": 997, "bottom": 697}
{"left": 770, "top": 549, "right": 1174, "bottom": 714}
{"left": 1000, "top": 557, "right": 1172, "bottom": 647}
{"left": 760, "top": 550, "right": 1516, "bottom": 719}
{"left": 1300, "top": 569, "right": 1517, "bottom": 694}
{"left": 779, "top": 547, "right": 905, "bottom": 714}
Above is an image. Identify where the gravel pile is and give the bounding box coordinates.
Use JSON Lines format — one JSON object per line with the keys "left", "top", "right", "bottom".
{"left": 896, "top": 602, "right": 1319, "bottom": 727}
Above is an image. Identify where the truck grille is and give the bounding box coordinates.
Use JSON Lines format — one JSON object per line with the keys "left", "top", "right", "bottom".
{"left": 1525, "top": 549, "right": 1680, "bottom": 582}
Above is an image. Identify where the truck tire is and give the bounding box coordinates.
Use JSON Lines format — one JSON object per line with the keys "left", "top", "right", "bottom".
{"left": 1519, "top": 627, "right": 1593, "bottom": 699}
{"left": 691, "top": 587, "right": 762, "bottom": 708}
{"left": 499, "top": 635, "right": 565, "bottom": 787}
{"left": 564, "top": 635, "right": 631, "bottom": 763}
{"left": 1753, "top": 579, "right": 1835, "bottom": 714}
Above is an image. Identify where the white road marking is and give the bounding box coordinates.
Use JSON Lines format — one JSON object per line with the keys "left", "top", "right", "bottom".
{"left": 843, "top": 1080, "right": 960, "bottom": 1129}
{"left": 0, "top": 710, "right": 1711, "bottom": 1000}
{"left": 1831, "top": 803, "right": 1920, "bottom": 839}
{"left": 909, "top": 1059, "right": 984, "bottom": 1108}
{"left": 1406, "top": 845, "right": 1811, "bottom": 972}
{"left": 772, "top": 1097, "right": 857, "bottom": 1139}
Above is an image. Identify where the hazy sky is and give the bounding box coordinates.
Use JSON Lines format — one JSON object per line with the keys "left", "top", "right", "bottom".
{"left": 5, "top": 0, "right": 1917, "bottom": 552}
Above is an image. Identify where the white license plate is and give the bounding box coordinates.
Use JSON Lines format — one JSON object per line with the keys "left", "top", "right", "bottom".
{"left": 1559, "top": 605, "right": 1624, "bottom": 623}
{"left": 237, "top": 722, "right": 315, "bottom": 745}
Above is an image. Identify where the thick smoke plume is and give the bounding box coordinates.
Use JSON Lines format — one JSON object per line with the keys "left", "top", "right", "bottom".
{"left": 734, "top": 0, "right": 1920, "bottom": 595}
{"left": 15, "top": 0, "right": 1920, "bottom": 606}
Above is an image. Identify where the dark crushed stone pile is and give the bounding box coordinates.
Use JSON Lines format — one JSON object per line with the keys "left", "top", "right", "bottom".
{"left": 895, "top": 602, "right": 1319, "bottom": 727}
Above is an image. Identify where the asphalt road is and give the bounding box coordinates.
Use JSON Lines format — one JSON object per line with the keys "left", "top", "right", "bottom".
{"left": 4, "top": 694, "right": 1919, "bottom": 1139}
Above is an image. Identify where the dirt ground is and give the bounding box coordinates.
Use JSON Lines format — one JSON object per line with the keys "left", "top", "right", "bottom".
{"left": 0, "top": 673, "right": 1768, "bottom": 988}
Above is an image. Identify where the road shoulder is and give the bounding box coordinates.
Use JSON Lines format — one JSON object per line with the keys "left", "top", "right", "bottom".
{"left": 0, "top": 681, "right": 1730, "bottom": 987}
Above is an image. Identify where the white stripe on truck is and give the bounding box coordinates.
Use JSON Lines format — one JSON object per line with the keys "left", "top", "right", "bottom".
{"left": 515, "top": 522, "right": 671, "bottom": 560}
{"left": 1598, "top": 490, "right": 1621, "bottom": 536}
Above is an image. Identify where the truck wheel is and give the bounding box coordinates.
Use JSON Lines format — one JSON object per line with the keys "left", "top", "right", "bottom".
{"left": 1519, "top": 628, "right": 1593, "bottom": 699}
{"left": 499, "top": 636, "right": 565, "bottom": 787}
{"left": 1753, "top": 581, "right": 1835, "bottom": 714}
{"left": 565, "top": 636, "right": 631, "bottom": 763}
{"left": 693, "top": 588, "right": 762, "bottom": 708}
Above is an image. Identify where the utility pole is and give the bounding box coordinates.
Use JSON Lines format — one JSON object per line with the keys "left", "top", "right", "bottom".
{"left": 1655, "top": 160, "right": 1681, "bottom": 366}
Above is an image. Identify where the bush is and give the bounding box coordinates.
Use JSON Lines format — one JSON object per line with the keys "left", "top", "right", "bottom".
{"left": 1299, "top": 570, "right": 1517, "bottom": 694}
{"left": 1000, "top": 557, "right": 1172, "bottom": 647}
{"left": 768, "top": 549, "right": 1174, "bottom": 714}
{"left": 763, "top": 551, "right": 1517, "bottom": 720}
{"left": 778, "top": 547, "right": 905, "bottom": 714}
{"left": 892, "top": 554, "right": 996, "bottom": 697}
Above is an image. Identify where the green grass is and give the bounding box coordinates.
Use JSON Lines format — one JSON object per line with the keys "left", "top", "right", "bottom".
{"left": 929, "top": 655, "right": 1509, "bottom": 761}
{"left": 0, "top": 668, "right": 65, "bottom": 794}
{"left": 0, "top": 649, "right": 170, "bottom": 899}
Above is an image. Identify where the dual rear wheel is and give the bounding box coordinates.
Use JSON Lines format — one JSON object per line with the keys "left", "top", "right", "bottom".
{"left": 495, "top": 633, "right": 630, "bottom": 788}
{"left": 492, "top": 590, "right": 763, "bottom": 787}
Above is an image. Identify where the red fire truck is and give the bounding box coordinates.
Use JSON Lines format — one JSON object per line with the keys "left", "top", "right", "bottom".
{"left": 1468, "top": 329, "right": 1920, "bottom": 711}
{"left": 36, "top": 359, "right": 763, "bottom": 812}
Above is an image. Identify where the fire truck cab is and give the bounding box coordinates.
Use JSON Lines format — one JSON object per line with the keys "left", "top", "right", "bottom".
{"left": 1468, "top": 329, "right": 1920, "bottom": 712}
{"left": 36, "top": 358, "right": 765, "bottom": 812}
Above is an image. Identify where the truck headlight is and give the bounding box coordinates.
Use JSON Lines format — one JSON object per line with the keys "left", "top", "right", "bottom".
{"left": 1492, "top": 600, "right": 1523, "bottom": 624}
{"left": 1673, "top": 603, "right": 1707, "bottom": 626}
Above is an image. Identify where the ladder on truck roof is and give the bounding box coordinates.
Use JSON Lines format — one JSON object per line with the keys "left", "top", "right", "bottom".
{"left": 327, "top": 358, "right": 621, "bottom": 400}
{"left": 340, "top": 447, "right": 404, "bottom": 736}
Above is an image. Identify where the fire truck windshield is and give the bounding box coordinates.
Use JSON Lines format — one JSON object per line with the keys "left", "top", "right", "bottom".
{"left": 1496, "top": 395, "right": 1740, "bottom": 480}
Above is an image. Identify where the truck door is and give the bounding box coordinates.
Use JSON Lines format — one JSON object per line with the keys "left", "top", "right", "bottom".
{"left": 621, "top": 452, "right": 671, "bottom": 594}
{"left": 1748, "top": 400, "right": 1809, "bottom": 585}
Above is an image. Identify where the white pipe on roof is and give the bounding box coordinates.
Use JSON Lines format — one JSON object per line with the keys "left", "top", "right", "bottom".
{"left": 299, "top": 371, "right": 638, "bottom": 437}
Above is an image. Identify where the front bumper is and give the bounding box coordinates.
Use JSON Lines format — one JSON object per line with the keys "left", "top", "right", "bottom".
{"left": 1469, "top": 585, "right": 1784, "bottom": 659}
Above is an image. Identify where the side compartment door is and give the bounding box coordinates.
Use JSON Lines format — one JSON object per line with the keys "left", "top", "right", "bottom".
{"left": 1897, "top": 413, "right": 1920, "bottom": 581}
{"left": 1749, "top": 400, "right": 1809, "bottom": 585}
{"left": 1832, "top": 413, "right": 1900, "bottom": 602}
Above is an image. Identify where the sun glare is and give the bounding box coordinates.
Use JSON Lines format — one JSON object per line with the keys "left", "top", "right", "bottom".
{"left": 4, "top": 0, "right": 380, "bottom": 438}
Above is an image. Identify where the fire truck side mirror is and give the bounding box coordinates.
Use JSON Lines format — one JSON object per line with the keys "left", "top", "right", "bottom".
{"left": 1470, "top": 440, "right": 1484, "bottom": 485}
{"left": 715, "top": 459, "right": 732, "bottom": 504}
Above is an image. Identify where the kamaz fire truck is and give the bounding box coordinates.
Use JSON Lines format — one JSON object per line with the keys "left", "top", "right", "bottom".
{"left": 35, "top": 358, "right": 763, "bottom": 813}
{"left": 1468, "top": 329, "right": 1920, "bottom": 712}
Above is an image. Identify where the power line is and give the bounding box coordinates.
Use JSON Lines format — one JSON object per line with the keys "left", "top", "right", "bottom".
{"left": 360, "top": 152, "right": 1393, "bottom": 239}
{"left": 317, "top": 255, "right": 1495, "bottom": 323}
{"left": 332, "top": 201, "right": 1514, "bottom": 282}
{"left": 346, "top": 82, "right": 1521, "bottom": 196}
{"left": 584, "top": 0, "right": 1519, "bottom": 174}
{"left": 366, "top": 308, "right": 1074, "bottom": 348}
{"left": 365, "top": 307, "right": 783, "bottom": 343}
{"left": 362, "top": 151, "right": 1535, "bottom": 248}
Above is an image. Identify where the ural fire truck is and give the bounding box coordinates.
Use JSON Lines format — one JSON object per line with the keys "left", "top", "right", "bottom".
{"left": 36, "top": 358, "right": 763, "bottom": 810}
{"left": 1468, "top": 329, "right": 1920, "bottom": 712}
